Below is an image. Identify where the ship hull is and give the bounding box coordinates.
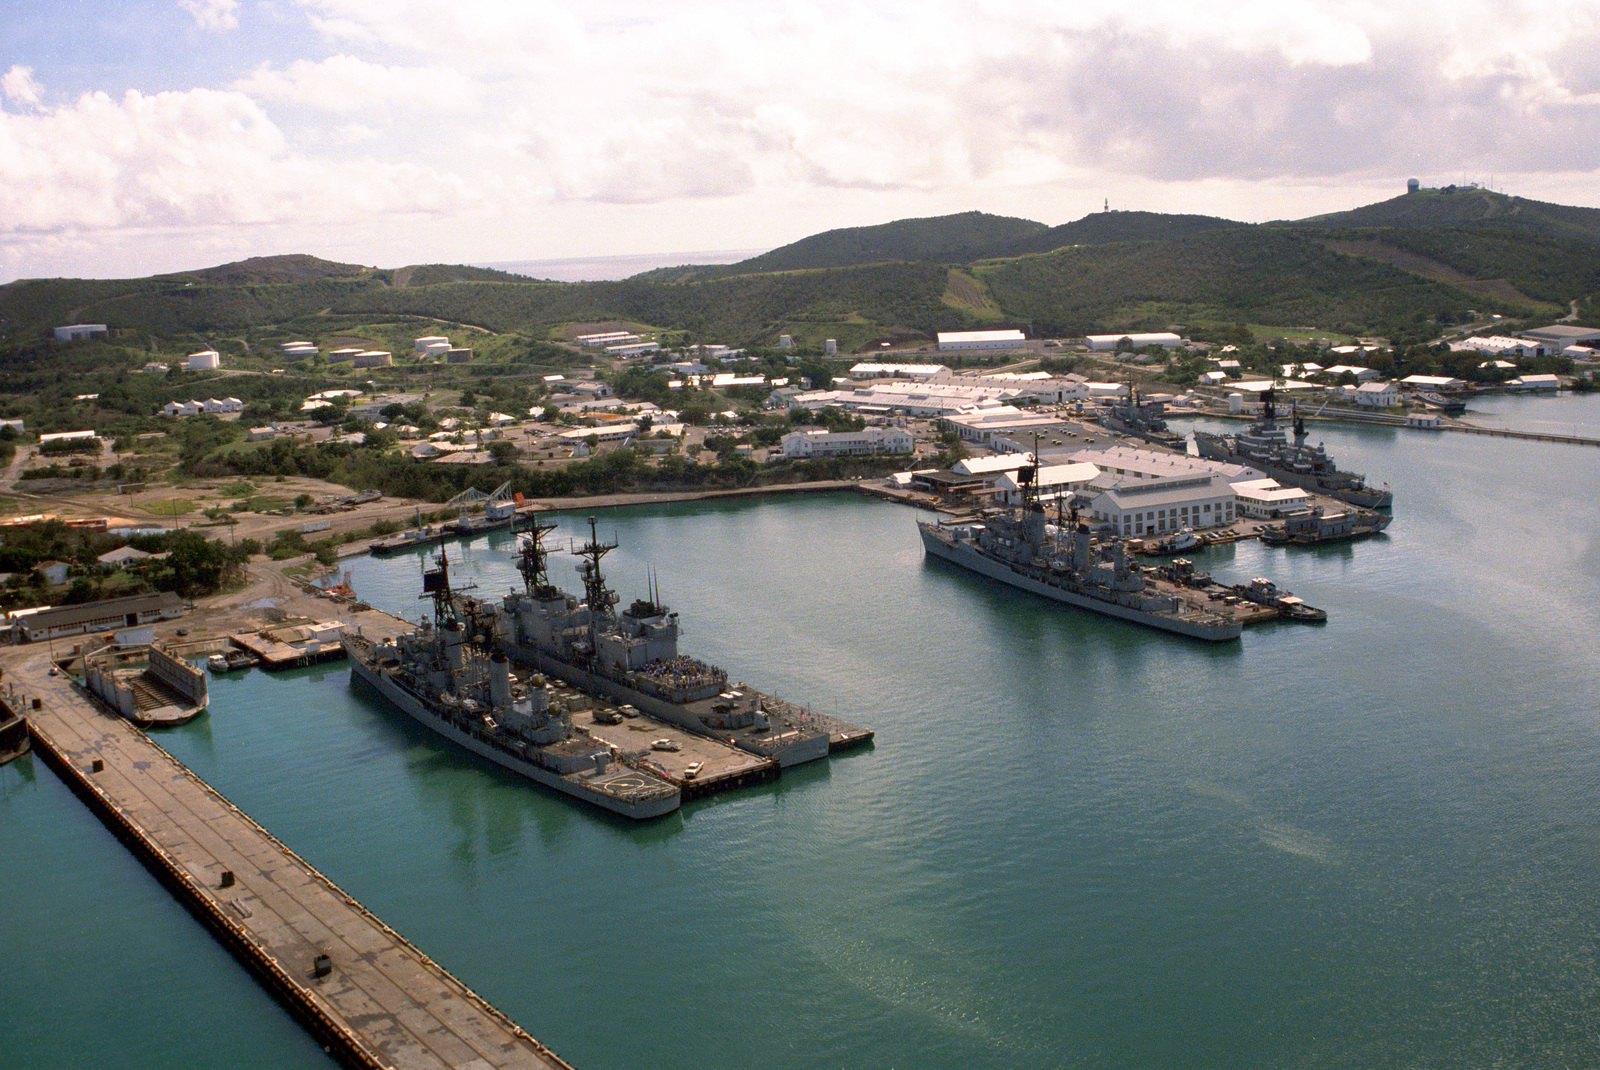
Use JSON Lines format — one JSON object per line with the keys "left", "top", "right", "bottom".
{"left": 347, "top": 647, "right": 680, "bottom": 819}
{"left": 512, "top": 646, "right": 830, "bottom": 768}
{"left": 919, "top": 525, "right": 1241, "bottom": 642}
{"left": 1193, "top": 432, "right": 1393, "bottom": 510}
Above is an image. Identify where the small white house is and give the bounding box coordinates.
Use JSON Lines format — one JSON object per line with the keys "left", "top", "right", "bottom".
{"left": 1507, "top": 374, "right": 1560, "bottom": 391}
{"left": 1355, "top": 381, "right": 1398, "bottom": 407}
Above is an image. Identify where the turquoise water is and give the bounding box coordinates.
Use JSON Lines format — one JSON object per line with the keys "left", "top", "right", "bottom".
{"left": 8, "top": 397, "right": 1600, "bottom": 1068}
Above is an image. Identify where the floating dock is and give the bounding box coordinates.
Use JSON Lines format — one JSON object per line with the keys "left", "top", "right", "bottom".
{"left": 3, "top": 651, "right": 574, "bottom": 1070}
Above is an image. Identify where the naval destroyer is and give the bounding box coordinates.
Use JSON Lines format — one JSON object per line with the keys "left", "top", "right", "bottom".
{"left": 1192, "top": 389, "right": 1394, "bottom": 510}
{"left": 918, "top": 464, "right": 1244, "bottom": 642}
{"left": 471, "top": 517, "right": 852, "bottom": 767}
{"left": 345, "top": 551, "right": 681, "bottom": 819}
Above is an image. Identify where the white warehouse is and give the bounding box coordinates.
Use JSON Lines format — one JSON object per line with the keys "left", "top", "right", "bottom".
{"left": 1085, "top": 333, "right": 1182, "bottom": 351}
{"left": 937, "top": 330, "right": 1026, "bottom": 352}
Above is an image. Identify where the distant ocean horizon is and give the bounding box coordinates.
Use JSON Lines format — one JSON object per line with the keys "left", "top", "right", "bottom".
{"left": 474, "top": 248, "right": 767, "bottom": 282}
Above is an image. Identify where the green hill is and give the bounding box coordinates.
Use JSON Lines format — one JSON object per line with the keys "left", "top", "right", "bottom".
{"left": 654, "top": 211, "right": 1048, "bottom": 279}
{"left": 1003, "top": 210, "right": 1243, "bottom": 256}
{"left": 1294, "top": 189, "right": 1600, "bottom": 246}
{"left": 979, "top": 228, "right": 1517, "bottom": 338}
{"left": 7, "top": 190, "right": 1600, "bottom": 359}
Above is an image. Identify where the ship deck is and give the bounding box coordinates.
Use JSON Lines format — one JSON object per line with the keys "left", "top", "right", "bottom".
{"left": 571, "top": 706, "right": 778, "bottom": 800}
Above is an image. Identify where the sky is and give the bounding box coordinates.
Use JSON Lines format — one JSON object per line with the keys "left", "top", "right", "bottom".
{"left": 2, "top": 0, "right": 1599, "bottom": 282}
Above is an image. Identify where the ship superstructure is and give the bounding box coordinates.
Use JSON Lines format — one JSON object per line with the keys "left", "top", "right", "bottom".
{"left": 484, "top": 517, "right": 839, "bottom": 766}
{"left": 1192, "top": 389, "right": 1393, "bottom": 510}
{"left": 345, "top": 549, "right": 681, "bottom": 819}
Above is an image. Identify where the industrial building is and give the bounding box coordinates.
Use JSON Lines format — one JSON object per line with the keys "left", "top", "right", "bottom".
{"left": 779, "top": 427, "right": 913, "bottom": 458}
{"left": 604, "top": 342, "right": 661, "bottom": 358}
{"left": 1519, "top": 325, "right": 1600, "bottom": 351}
{"left": 1230, "top": 478, "right": 1312, "bottom": 518}
{"left": 575, "top": 331, "right": 639, "bottom": 347}
{"left": 848, "top": 363, "right": 950, "bottom": 380}
{"left": 1084, "top": 332, "right": 1182, "bottom": 351}
{"left": 992, "top": 461, "right": 1101, "bottom": 506}
{"left": 937, "top": 329, "right": 1027, "bottom": 352}
{"left": 13, "top": 592, "right": 186, "bottom": 643}
{"left": 54, "top": 324, "right": 108, "bottom": 342}
{"left": 38, "top": 430, "right": 98, "bottom": 445}
{"left": 1449, "top": 336, "right": 1547, "bottom": 359}
{"left": 1086, "top": 474, "right": 1237, "bottom": 536}
{"left": 1400, "top": 375, "right": 1465, "bottom": 391}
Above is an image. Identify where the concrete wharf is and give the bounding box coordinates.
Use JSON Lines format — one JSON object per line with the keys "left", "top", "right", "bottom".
{"left": 3, "top": 647, "right": 574, "bottom": 1070}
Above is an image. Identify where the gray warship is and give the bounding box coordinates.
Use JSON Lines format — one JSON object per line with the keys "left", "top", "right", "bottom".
{"left": 1192, "top": 389, "right": 1394, "bottom": 510}
{"left": 345, "top": 550, "right": 681, "bottom": 819}
{"left": 918, "top": 464, "right": 1244, "bottom": 642}
{"left": 1099, "top": 388, "right": 1185, "bottom": 449}
{"left": 473, "top": 517, "right": 859, "bottom": 767}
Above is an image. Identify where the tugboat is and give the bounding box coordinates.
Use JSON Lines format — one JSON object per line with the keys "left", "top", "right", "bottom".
{"left": 918, "top": 462, "right": 1244, "bottom": 642}
{"left": 1193, "top": 389, "right": 1393, "bottom": 510}
{"left": 344, "top": 548, "right": 681, "bottom": 819}
{"left": 481, "top": 517, "right": 841, "bottom": 766}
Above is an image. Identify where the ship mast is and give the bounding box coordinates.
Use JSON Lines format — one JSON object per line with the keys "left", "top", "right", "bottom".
{"left": 421, "top": 545, "right": 456, "bottom": 624}
{"left": 573, "top": 516, "right": 618, "bottom": 621}
{"left": 515, "top": 512, "right": 560, "bottom": 598}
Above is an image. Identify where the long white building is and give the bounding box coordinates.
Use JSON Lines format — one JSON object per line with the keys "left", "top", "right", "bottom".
{"left": 780, "top": 426, "right": 913, "bottom": 458}
{"left": 1085, "top": 332, "right": 1182, "bottom": 351}
{"left": 937, "top": 330, "right": 1026, "bottom": 352}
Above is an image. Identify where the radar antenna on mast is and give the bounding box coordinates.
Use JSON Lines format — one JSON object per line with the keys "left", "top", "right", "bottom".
{"left": 514, "top": 511, "right": 560, "bottom": 598}
{"left": 572, "top": 516, "right": 618, "bottom": 620}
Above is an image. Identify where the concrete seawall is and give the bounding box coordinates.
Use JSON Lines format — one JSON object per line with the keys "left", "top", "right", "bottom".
{"left": 5, "top": 655, "right": 574, "bottom": 1070}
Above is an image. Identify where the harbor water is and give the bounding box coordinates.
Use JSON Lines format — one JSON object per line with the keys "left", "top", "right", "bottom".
{"left": 7, "top": 395, "right": 1600, "bottom": 1068}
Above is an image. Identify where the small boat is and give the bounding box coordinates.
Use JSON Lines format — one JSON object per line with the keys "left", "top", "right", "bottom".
{"left": 207, "top": 651, "right": 256, "bottom": 673}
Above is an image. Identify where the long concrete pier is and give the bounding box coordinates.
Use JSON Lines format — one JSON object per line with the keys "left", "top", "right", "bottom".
{"left": 1446, "top": 423, "right": 1600, "bottom": 447}
{"left": 4, "top": 646, "right": 573, "bottom": 1070}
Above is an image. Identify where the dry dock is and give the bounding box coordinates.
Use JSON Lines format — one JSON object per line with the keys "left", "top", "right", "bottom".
{"left": 2, "top": 649, "right": 574, "bottom": 1070}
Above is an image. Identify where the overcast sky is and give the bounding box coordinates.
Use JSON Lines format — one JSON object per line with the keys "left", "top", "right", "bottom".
{"left": 2, "top": 0, "right": 1599, "bottom": 282}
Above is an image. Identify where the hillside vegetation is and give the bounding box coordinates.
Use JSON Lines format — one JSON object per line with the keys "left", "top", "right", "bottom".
{"left": 5, "top": 193, "right": 1600, "bottom": 360}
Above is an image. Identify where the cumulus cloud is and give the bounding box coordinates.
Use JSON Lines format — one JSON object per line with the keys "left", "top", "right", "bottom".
{"left": 2, "top": 65, "right": 42, "bottom": 109}
{"left": 8, "top": 0, "right": 1600, "bottom": 279}
{"left": 179, "top": 0, "right": 240, "bottom": 31}
{"left": 235, "top": 54, "right": 483, "bottom": 113}
{"left": 267, "top": 0, "right": 1600, "bottom": 202}
{"left": 0, "top": 87, "right": 468, "bottom": 235}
